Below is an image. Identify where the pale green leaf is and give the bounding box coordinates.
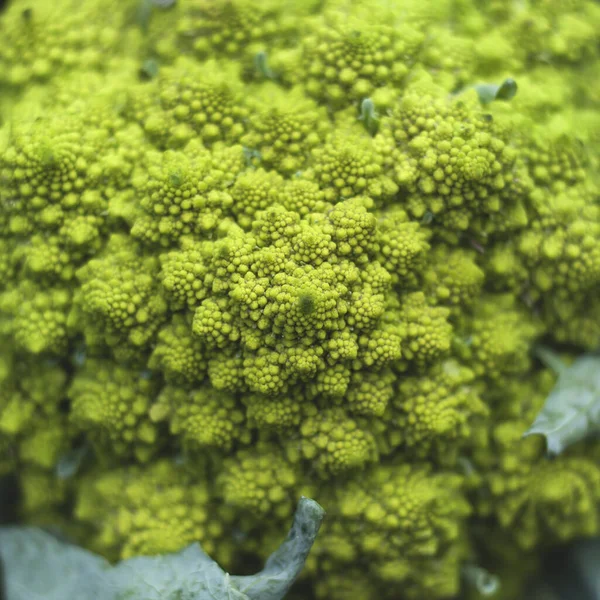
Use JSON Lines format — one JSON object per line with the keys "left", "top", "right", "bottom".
{"left": 473, "top": 78, "right": 518, "bottom": 105}
{"left": 523, "top": 348, "right": 600, "bottom": 455}
{"left": 570, "top": 538, "right": 600, "bottom": 599}
{"left": 358, "top": 98, "right": 379, "bottom": 136}
{"left": 0, "top": 497, "right": 324, "bottom": 600}
{"left": 254, "top": 52, "right": 276, "bottom": 80}
{"left": 462, "top": 564, "right": 501, "bottom": 597}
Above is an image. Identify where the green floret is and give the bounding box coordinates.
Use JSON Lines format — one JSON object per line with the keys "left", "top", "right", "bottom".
{"left": 229, "top": 167, "right": 285, "bottom": 230}
{"left": 311, "top": 568, "right": 377, "bottom": 600}
{"left": 374, "top": 207, "right": 431, "bottom": 287}
{"left": 0, "top": 0, "right": 125, "bottom": 88}
{"left": 387, "top": 359, "right": 488, "bottom": 464}
{"left": 70, "top": 234, "right": 168, "bottom": 352}
{"left": 153, "top": 385, "right": 249, "bottom": 451}
{"left": 125, "top": 57, "right": 249, "bottom": 149}
{"left": 483, "top": 240, "right": 530, "bottom": 296}
{"left": 396, "top": 291, "right": 453, "bottom": 366}
{"left": 308, "top": 131, "right": 398, "bottom": 202}
{"left": 194, "top": 224, "right": 254, "bottom": 294}
{"left": 1, "top": 115, "right": 106, "bottom": 236}
{"left": 218, "top": 442, "right": 299, "bottom": 519}
{"left": 295, "top": 406, "right": 378, "bottom": 477}
{"left": 524, "top": 131, "right": 588, "bottom": 191}
{"left": 501, "top": 1, "right": 600, "bottom": 67}
{"left": 476, "top": 421, "right": 600, "bottom": 550}
{"left": 207, "top": 353, "right": 246, "bottom": 392}
{"left": 324, "top": 330, "right": 359, "bottom": 363}
{"left": 19, "top": 233, "right": 90, "bottom": 283}
{"left": 421, "top": 28, "right": 476, "bottom": 91}
{"left": 1, "top": 112, "right": 145, "bottom": 282}
{"left": 159, "top": 237, "right": 212, "bottom": 309}
{"left": 241, "top": 84, "right": 330, "bottom": 175}
{"left": 251, "top": 201, "right": 302, "bottom": 246}
{"left": 281, "top": 345, "right": 325, "bottom": 385}
{"left": 381, "top": 86, "right": 528, "bottom": 235}
{"left": 484, "top": 365, "right": 556, "bottom": 422}
{"left": 355, "top": 321, "right": 404, "bottom": 370}
{"left": 300, "top": 10, "right": 422, "bottom": 107}
{"left": 131, "top": 141, "right": 240, "bottom": 246}
{"left": 74, "top": 460, "right": 221, "bottom": 561}
{"left": 238, "top": 348, "right": 289, "bottom": 396}
{"left": 322, "top": 197, "right": 378, "bottom": 261}
{"left": 321, "top": 463, "right": 471, "bottom": 599}
{"left": 544, "top": 292, "right": 600, "bottom": 350}
{"left": 243, "top": 390, "right": 304, "bottom": 431}
{"left": 68, "top": 358, "right": 161, "bottom": 463}
{"left": 306, "top": 363, "right": 353, "bottom": 399}
{"left": 502, "top": 127, "right": 600, "bottom": 305}
{"left": 193, "top": 297, "right": 241, "bottom": 349}
{"left": 456, "top": 294, "right": 543, "bottom": 382}
{"left": 164, "top": 202, "right": 400, "bottom": 396}
{"left": 290, "top": 219, "right": 337, "bottom": 266}
{"left": 423, "top": 246, "right": 485, "bottom": 313}
{"left": 0, "top": 353, "right": 68, "bottom": 474}
{"left": 147, "top": 314, "right": 207, "bottom": 384}
{"left": 345, "top": 368, "right": 396, "bottom": 417}
{"left": 278, "top": 178, "right": 332, "bottom": 216}
{"left": 230, "top": 258, "right": 357, "bottom": 341}
{"left": 0, "top": 282, "right": 71, "bottom": 354}
{"left": 241, "top": 44, "right": 305, "bottom": 88}
{"left": 517, "top": 185, "right": 600, "bottom": 298}
{"left": 0, "top": 239, "right": 17, "bottom": 288}
{"left": 178, "top": 0, "right": 303, "bottom": 58}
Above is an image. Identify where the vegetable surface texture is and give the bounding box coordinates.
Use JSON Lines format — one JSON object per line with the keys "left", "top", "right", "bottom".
{"left": 1, "top": 0, "right": 600, "bottom": 598}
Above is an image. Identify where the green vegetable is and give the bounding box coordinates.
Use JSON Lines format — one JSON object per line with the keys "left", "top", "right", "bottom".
{"left": 1, "top": 0, "right": 600, "bottom": 598}
{"left": 0, "top": 497, "right": 324, "bottom": 600}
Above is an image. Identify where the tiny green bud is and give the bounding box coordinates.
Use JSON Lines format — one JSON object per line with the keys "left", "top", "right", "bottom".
{"left": 358, "top": 98, "right": 379, "bottom": 136}
{"left": 139, "top": 59, "right": 159, "bottom": 80}
{"left": 298, "top": 293, "right": 316, "bottom": 315}
{"left": 254, "top": 51, "right": 276, "bottom": 80}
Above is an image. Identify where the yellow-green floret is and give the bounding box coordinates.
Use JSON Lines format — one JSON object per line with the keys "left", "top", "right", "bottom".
{"left": 1, "top": 0, "right": 600, "bottom": 598}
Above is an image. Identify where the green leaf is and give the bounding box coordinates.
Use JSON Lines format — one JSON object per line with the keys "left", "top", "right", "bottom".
{"left": 231, "top": 497, "right": 325, "bottom": 599}
{"left": 254, "top": 51, "right": 276, "bottom": 80}
{"left": 55, "top": 444, "right": 91, "bottom": 479}
{"left": 139, "top": 59, "right": 160, "bottom": 81}
{"left": 523, "top": 348, "right": 600, "bottom": 455}
{"left": 358, "top": 98, "right": 379, "bottom": 136}
{"left": 0, "top": 497, "right": 325, "bottom": 600}
{"left": 462, "top": 564, "right": 501, "bottom": 597}
{"left": 569, "top": 538, "right": 600, "bottom": 599}
{"left": 473, "top": 78, "right": 518, "bottom": 105}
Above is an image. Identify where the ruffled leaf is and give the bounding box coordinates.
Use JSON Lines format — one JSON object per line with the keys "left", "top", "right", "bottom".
{"left": 523, "top": 348, "right": 600, "bottom": 455}
{"left": 0, "top": 497, "right": 325, "bottom": 600}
